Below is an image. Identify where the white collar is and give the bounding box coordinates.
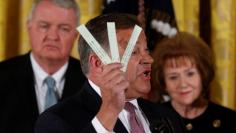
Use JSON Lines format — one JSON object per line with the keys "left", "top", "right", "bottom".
{"left": 30, "top": 53, "right": 68, "bottom": 89}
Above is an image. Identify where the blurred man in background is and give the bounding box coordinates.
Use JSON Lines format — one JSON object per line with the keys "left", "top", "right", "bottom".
{"left": 0, "top": 0, "right": 85, "bottom": 133}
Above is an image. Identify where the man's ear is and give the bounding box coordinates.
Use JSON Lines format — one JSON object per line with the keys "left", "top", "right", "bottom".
{"left": 27, "top": 20, "right": 32, "bottom": 31}
{"left": 88, "top": 54, "right": 103, "bottom": 71}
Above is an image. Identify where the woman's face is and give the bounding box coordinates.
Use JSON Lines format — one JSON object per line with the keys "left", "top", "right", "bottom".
{"left": 164, "top": 59, "right": 202, "bottom": 107}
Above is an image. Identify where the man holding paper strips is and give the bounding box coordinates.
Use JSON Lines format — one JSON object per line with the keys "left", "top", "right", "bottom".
{"left": 35, "top": 13, "right": 185, "bottom": 133}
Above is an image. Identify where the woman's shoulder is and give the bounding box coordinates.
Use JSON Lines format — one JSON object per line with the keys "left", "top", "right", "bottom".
{"left": 208, "top": 101, "right": 236, "bottom": 116}
{"left": 203, "top": 101, "right": 236, "bottom": 132}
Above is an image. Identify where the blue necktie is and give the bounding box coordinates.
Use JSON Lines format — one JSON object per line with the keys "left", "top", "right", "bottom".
{"left": 44, "top": 76, "right": 57, "bottom": 110}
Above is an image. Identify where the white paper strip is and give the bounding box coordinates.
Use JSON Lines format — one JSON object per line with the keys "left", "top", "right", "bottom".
{"left": 77, "top": 25, "right": 112, "bottom": 64}
{"left": 77, "top": 23, "right": 142, "bottom": 72}
{"left": 121, "top": 25, "right": 142, "bottom": 71}
{"left": 107, "top": 22, "right": 120, "bottom": 63}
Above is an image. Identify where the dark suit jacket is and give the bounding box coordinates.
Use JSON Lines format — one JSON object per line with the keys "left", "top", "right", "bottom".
{"left": 35, "top": 81, "right": 186, "bottom": 133}
{"left": 0, "top": 53, "right": 86, "bottom": 133}
{"left": 163, "top": 101, "right": 236, "bottom": 133}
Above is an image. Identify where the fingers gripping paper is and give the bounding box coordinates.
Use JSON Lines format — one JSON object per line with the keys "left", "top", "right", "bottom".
{"left": 77, "top": 23, "right": 142, "bottom": 72}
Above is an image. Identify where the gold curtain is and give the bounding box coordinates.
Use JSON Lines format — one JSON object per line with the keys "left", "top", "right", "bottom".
{"left": 1, "top": 0, "right": 21, "bottom": 60}
{"left": 71, "top": 0, "right": 103, "bottom": 58}
{"left": 173, "top": 0, "right": 236, "bottom": 110}
{"left": 172, "top": 0, "right": 199, "bottom": 36}
{"left": 0, "top": 0, "right": 7, "bottom": 61}
{"left": 19, "top": 0, "right": 33, "bottom": 55}
{"left": 76, "top": 0, "right": 102, "bottom": 24}
{"left": 211, "top": 0, "right": 236, "bottom": 109}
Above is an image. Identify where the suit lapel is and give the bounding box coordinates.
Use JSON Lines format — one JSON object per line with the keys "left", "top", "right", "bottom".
{"left": 114, "top": 119, "right": 129, "bottom": 133}
{"left": 76, "top": 81, "right": 102, "bottom": 115}
{"left": 61, "top": 57, "right": 86, "bottom": 100}
{"left": 80, "top": 81, "right": 128, "bottom": 133}
{"left": 138, "top": 98, "right": 159, "bottom": 132}
{"left": 17, "top": 53, "right": 39, "bottom": 122}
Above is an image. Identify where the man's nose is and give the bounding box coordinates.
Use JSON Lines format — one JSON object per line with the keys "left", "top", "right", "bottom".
{"left": 47, "top": 27, "right": 59, "bottom": 40}
{"left": 142, "top": 53, "right": 154, "bottom": 64}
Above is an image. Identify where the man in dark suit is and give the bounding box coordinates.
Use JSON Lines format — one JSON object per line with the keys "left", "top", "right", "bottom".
{"left": 0, "top": 0, "right": 85, "bottom": 133}
{"left": 35, "top": 13, "right": 186, "bottom": 133}
{"left": 102, "top": 0, "right": 177, "bottom": 103}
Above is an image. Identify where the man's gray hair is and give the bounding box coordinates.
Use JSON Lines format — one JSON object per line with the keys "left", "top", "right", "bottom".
{"left": 28, "top": 0, "right": 80, "bottom": 25}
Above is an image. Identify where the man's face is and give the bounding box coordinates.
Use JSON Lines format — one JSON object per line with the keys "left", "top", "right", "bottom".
{"left": 117, "top": 29, "right": 153, "bottom": 99}
{"left": 27, "top": 1, "right": 78, "bottom": 63}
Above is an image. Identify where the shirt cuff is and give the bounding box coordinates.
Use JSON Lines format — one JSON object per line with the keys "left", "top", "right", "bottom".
{"left": 92, "top": 116, "right": 115, "bottom": 133}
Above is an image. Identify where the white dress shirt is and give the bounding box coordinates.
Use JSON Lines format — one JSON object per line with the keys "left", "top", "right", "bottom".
{"left": 89, "top": 80, "right": 151, "bottom": 133}
{"left": 30, "top": 53, "right": 68, "bottom": 113}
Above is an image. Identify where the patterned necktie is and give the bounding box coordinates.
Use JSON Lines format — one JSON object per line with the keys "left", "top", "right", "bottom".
{"left": 125, "top": 102, "right": 145, "bottom": 133}
{"left": 44, "top": 76, "right": 57, "bottom": 110}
